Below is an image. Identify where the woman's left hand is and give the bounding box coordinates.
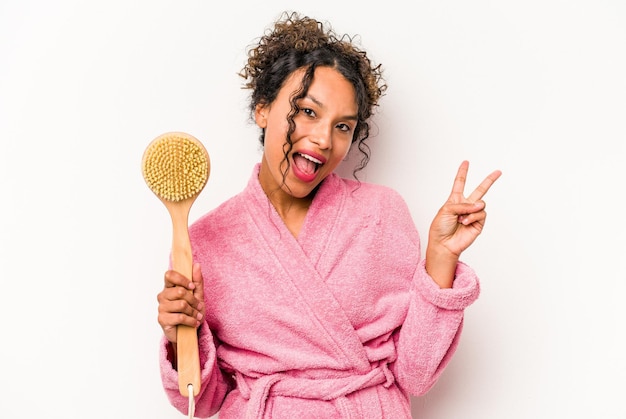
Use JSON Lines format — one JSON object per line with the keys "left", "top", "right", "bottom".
{"left": 425, "top": 160, "right": 501, "bottom": 287}
{"left": 430, "top": 160, "right": 502, "bottom": 256}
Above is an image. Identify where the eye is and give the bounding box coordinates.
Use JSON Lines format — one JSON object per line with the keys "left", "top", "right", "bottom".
{"left": 336, "top": 123, "right": 353, "bottom": 133}
{"left": 302, "top": 108, "right": 316, "bottom": 118}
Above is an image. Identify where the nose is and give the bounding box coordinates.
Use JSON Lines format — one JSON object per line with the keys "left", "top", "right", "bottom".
{"left": 311, "top": 124, "right": 332, "bottom": 150}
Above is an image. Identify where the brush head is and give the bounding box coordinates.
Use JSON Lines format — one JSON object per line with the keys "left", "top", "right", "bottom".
{"left": 142, "top": 132, "right": 210, "bottom": 202}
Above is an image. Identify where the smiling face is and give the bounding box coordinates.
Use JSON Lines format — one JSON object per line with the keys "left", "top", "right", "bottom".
{"left": 255, "top": 66, "right": 358, "bottom": 206}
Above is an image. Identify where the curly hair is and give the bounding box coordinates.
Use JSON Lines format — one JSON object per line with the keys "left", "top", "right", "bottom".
{"left": 239, "top": 11, "right": 387, "bottom": 178}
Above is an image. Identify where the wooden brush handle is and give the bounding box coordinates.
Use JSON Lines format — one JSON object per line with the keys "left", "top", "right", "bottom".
{"left": 142, "top": 131, "right": 209, "bottom": 399}
{"left": 169, "top": 204, "right": 201, "bottom": 397}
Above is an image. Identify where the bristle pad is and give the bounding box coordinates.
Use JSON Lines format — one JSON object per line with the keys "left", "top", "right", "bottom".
{"left": 142, "top": 135, "right": 208, "bottom": 202}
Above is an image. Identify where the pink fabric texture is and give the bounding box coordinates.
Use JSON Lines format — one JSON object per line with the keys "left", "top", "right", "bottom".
{"left": 160, "top": 164, "right": 480, "bottom": 418}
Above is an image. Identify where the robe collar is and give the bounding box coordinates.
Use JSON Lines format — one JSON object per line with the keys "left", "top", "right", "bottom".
{"left": 241, "top": 163, "right": 370, "bottom": 372}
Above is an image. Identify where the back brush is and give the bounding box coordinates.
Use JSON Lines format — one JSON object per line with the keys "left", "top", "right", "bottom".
{"left": 142, "top": 131, "right": 210, "bottom": 401}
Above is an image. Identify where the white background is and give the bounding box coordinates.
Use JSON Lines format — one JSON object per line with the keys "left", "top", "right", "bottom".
{"left": 1, "top": 1, "right": 625, "bottom": 418}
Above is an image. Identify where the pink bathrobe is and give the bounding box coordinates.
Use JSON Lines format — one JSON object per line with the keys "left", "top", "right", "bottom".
{"left": 160, "top": 164, "right": 480, "bottom": 418}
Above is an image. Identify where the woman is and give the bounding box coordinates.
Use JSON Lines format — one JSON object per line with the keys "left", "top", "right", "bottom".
{"left": 157, "top": 11, "right": 501, "bottom": 418}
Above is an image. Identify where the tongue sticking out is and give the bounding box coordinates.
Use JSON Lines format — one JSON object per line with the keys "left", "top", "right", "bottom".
{"left": 293, "top": 153, "right": 317, "bottom": 175}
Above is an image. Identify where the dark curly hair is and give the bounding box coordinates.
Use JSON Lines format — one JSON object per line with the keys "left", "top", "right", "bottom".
{"left": 239, "top": 11, "right": 387, "bottom": 178}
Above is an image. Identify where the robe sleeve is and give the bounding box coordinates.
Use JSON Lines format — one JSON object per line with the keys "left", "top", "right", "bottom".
{"left": 392, "top": 259, "right": 480, "bottom": 396}
{"left": 375, "top": 187, "right": 480, "bottom": 396}
{"left": 159, "top": 322, "right": 232, "bottom": 417}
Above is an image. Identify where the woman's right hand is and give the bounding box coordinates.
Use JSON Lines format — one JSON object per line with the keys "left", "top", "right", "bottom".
{"left": 157, "top": 262, "right": 205, "bottom": 344}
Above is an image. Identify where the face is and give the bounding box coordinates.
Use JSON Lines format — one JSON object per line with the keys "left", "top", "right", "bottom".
{"left": 255, "top": 66, "right": 358, "bottom": 202}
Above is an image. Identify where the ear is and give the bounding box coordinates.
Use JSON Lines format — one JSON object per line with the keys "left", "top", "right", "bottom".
{"left": 254, "top": 103, "right": 268, "bottom": 128}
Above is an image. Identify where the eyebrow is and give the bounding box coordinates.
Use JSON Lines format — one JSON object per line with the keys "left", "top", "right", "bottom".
{"left": 306, "top": 94, "right": 358, "bottom": 121}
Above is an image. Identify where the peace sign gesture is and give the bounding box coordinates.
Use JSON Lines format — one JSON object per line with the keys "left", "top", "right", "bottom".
{"left": 425, "top": 161, "right": 501, "bottom": 287}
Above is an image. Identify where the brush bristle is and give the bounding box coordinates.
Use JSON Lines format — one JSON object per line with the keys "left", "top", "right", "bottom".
{"left": 142, "top": 133, "right": 209, "bottom": 202}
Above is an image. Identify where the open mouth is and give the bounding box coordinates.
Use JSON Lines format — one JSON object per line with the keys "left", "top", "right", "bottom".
{"left": 293, "top": 152, "right": 323, "bottom": 176}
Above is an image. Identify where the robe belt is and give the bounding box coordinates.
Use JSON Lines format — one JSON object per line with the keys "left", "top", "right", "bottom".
{"left": 236, "top": 363, "right": 395, "bottom": 419}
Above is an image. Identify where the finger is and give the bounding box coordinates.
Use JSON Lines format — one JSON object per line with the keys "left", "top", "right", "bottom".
{"left": 192, "top": 263, "right": 204, "bottom": 302}
{"left": 449, "top": 160, "right": 470, "bottom": 199}
{"left": 445, "top": 201, "right": 485, "bottom": 217}
{"left": 158, "top": 310, "right": 200, "bottom": 329}
{"left": 160, "top": 285, "right": 200, "bottom": 308}
{"left": 458, "top": 208, "right": 487, "bottom": 226}
{"left": 158, "top": 294, "right": 203, "bottom": 323}
{"left": 467, "top": 169, "right": 502, "bottom": 202}
{"left": 169, "top": 298, "right": 200, "bottom": 318}
{"left": 164, "top": 269, "right": 194, "bottom": 289}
